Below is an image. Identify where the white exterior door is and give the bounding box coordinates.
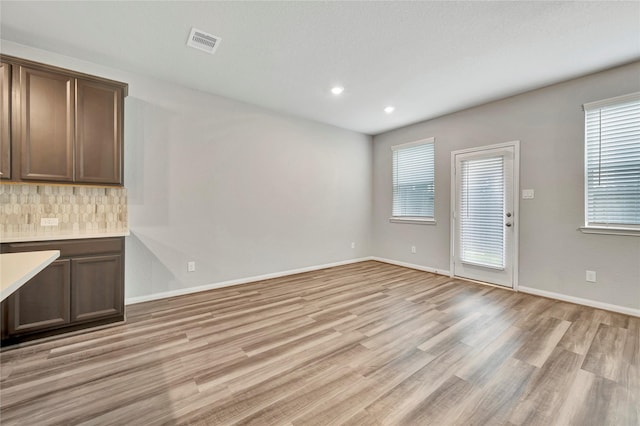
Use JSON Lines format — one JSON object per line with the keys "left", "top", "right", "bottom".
{"left": 452, "top": 142, "right": 519, "bottom": 288}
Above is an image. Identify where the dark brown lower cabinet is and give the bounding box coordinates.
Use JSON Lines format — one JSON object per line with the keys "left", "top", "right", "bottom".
{"left": 1, "top": 237, "right": 124, "bottom": 346}
{"left": 8, "top": 259, "right": 71, "bottom": 334}
{"left": 71, "top": 254, "right": 123, "bottom": 322}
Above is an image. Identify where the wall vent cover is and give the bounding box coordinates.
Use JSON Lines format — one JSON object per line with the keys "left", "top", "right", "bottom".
{"left": 187, "top": 28, "right": 222, "bottom": 54}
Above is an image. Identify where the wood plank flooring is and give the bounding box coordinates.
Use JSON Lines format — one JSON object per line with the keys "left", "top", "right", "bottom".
{"left": 0, "top": 260, "right": 638, "bottom": 425}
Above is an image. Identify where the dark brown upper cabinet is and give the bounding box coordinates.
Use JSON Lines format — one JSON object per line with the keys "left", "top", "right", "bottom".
{"left": 0, "top": 54, "right": 127, "bottom": 186}
{"left": 76, "top": 79, "right": 123, "bottom": 184}
{"left": 0, "top": 61, "right": 11, "bottom": 179}
{"left": 19, "top": 65, "right": 75, "bottom": 182}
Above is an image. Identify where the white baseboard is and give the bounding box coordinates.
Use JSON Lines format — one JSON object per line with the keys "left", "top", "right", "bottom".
{"left": 372, "top": 257, "right": 639, "bottom": 317}
{"left": 125, "top": 257, "right": 372, "bottom": 305}
{"left": 519, "top": 286, "right": 640, "bottom": 318}
{"left": 125, "top": 256, "right": 639, "bottom": 318}
{"left": 369, "top": 256, "right": 451, "bottom": 277}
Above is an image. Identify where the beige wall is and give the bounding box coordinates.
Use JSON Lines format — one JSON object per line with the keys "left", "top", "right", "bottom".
{"left": 123, "top": 92, "right": 372, "bottom": 300}
{"left": 372, "top": 61, "right": 640, "bottom": 311}
{"left": 2, "top": 41, "right": 373, "bottom": 301}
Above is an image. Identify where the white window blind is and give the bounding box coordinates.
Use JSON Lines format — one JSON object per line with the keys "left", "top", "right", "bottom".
{"left": 459, "top": 156, "right": 505, "bottom": 269}
{"left": 392, "top": 138, "right": 435, "bottom": 219}
{"left": 584, "top": 93, "right": 640, "bottom": 228}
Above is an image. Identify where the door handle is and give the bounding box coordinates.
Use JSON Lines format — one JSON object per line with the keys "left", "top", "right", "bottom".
{"left": 505, "top": 222, "right": 512, "bottom": 227}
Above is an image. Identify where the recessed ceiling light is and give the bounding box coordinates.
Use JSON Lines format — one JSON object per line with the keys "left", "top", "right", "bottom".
{"left": 384, "top": 106, "right": 395, "bottom": 114}
{"left": 331, "top": 86, "right": 344, "bottom": 95}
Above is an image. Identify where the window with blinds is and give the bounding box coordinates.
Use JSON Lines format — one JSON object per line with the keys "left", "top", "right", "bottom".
{"left": 584, "top": 93, "right": 640, "bottom": 229}
{"left": 391, "top": 138, "right": 435, "bottom": 220}
{"left": 459, "top": 156, "right": 505, "bottom": 269}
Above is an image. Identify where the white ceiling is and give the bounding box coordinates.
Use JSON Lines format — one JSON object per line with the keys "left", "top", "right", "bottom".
{"left": 1, "top": 1, "right": 639, "bottom": 135}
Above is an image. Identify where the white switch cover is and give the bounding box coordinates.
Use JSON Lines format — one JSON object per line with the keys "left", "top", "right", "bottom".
{"left": 586, "top": 270, "right": 596, "bottom": 283}
{"left": 187, "top": 261, "right": 196, "bottom": 272}
{"left": 522, "top": 189, "right": 535, "bottom": 199}
{"left": 41, "top": 218, "right": 59, "bottom": 226}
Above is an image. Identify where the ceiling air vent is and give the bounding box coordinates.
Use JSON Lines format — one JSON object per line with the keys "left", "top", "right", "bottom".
{"left": 187, "top": 27, "right": 222, "bottom": 54}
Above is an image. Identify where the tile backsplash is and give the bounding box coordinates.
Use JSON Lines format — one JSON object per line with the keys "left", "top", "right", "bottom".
{"left": 0, "top": 183, "right": 128, "bottom": 239}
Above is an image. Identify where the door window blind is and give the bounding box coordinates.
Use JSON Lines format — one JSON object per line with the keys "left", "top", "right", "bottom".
{"left": 392, "top": 139, "right": 435, "bottom": 218}
{"left": 584, "top": 93, "right": 640, "bottom": 227}
{"left": 459, "top": 156, "right": 505, "bottom": 269}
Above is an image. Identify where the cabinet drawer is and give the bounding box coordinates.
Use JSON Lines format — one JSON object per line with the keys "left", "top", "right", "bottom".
{"left": 3, "top": 237, "right": 123, "bottom": 257}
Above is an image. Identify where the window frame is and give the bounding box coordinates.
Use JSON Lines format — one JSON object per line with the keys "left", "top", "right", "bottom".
{"left": 580, "top": 92, "right": 640, "bottom": 237}
{"left": 389, "top": 137, "right": 436, "bottom": 225}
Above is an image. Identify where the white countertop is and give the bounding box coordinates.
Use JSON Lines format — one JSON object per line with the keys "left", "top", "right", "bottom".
{"left": 0, "top": 250, "right": 60, "bottom": 302}
{"left": 0, "top": 230, "right": 130, "bottom": 243}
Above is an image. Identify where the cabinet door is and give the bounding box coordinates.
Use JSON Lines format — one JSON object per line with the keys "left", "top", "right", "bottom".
{"left": 71, "top": 254, "right": 123, "bottom": 322}
{"left": 8, "top": 259, "right": 71, "bottom": 335}
{"left": 76, "top": 79, "right": 122, "bottom": 184}
{"left": 0, "top": 62, "right": 10, "bottom": 179}
{"left": 19, "top": 66, "right": 74, "bottom": 182}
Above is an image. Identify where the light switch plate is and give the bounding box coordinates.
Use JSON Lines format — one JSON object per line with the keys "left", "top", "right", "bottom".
{"left": 522, "top": 189, "right": 535, "bottom": 199}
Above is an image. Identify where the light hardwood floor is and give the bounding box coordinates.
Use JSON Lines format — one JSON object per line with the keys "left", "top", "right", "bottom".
{"left": 0, "top": 261, "right": 638, "bottom": 425}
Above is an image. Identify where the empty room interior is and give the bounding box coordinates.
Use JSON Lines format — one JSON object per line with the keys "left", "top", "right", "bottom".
{"left": 0, "top": 1, "right": 639, "bottom": 425}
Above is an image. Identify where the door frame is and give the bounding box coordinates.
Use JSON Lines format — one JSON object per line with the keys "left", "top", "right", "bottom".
{"left": 449, "top": 140, "right": 520, "bottom": 290}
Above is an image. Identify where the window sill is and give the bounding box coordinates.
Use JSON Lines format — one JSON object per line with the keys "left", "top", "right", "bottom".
{"left": 579, "top": 226, "right": 640, "bottom": 237}
{"left": 389, "top": 217, "right": 436, "bottom": 225}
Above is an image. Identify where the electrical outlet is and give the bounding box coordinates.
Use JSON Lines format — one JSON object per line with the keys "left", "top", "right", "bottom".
{"left": 351, "top": 242, "right": 356, "bottom": 249}
{"left": 522, "top": 189, "right": 535, "bottom": 199}
{"left": 40, "top": 217, "right": 59, "bottom": 227}
{"left": 187, "top": 261, "right": 196, "bottom": 272}
{"left": 586, "top": 270, "right": 596, "bottom": 283}
{"left": 411, "top": 246, "right": 417, "bottom": 254}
